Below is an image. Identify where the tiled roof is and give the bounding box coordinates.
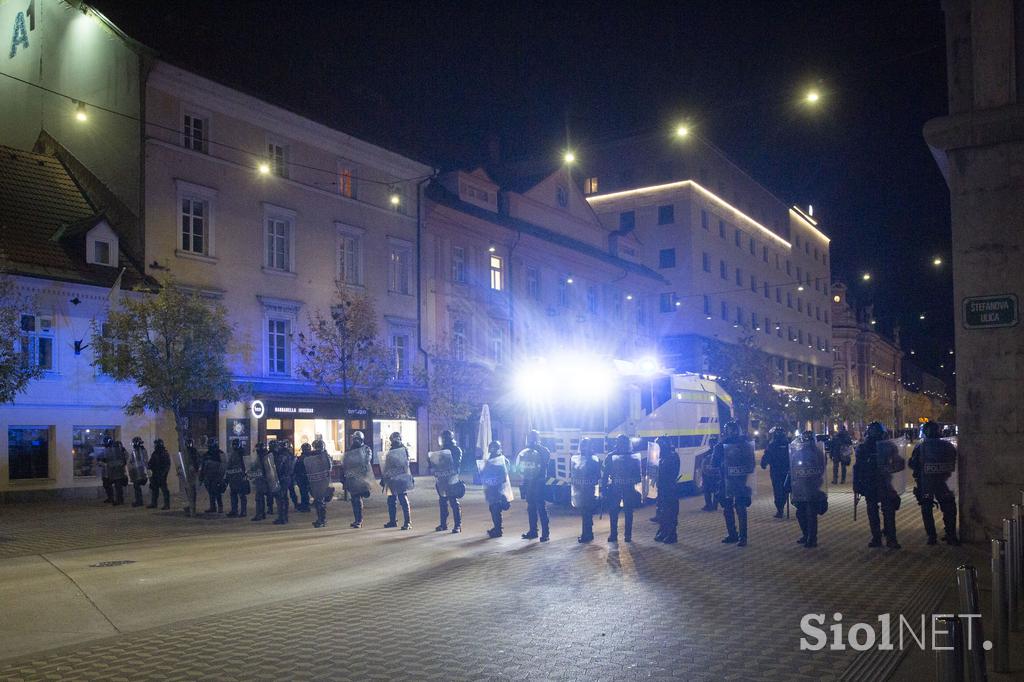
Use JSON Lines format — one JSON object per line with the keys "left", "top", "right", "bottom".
{"left": 0, "top": 145, "right": 148, "bottom": 289}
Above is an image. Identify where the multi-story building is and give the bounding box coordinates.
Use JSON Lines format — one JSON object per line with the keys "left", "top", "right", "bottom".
{"left": 421, "top": 166, "right": 665, "bottom": 453}
{"left": 0, "top": 143, "right": 154, "bottom": 497}
{"left": 569, "top": 134, "right": 833, "bottom": 390}
{"left": 830, "top": 283, "right": 904, "bottom": 431}
{"left": 144, "top": 62, "right": 434, "bottom": 465}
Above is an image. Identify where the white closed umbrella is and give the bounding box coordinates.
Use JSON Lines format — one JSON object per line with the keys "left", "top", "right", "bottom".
{"left": 476, "top": 404, "right": 492, "bottom": 472}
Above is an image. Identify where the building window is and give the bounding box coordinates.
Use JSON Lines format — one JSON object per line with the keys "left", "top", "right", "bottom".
{"left": 489, "top": 323, "right": 505, "bottom": 364}
{"left": 338, "top": 165, "right": 355, "bottom": 198}
{"left": 719, "top": 220, "right": 726, "bottom": 238}
{"left": 787, "top": 292, "right": 793, "bottom": 308}
{"left": 93, "top": 240, "right": 111, "bottom": 266}
{"left": 786, "top": 260, "right": 792, "bottom": 276}
{"left": 764, "top": 315, "right": 771, "bottom": 335}
{"left": 526, "top": 267, "right": 540, "bottom": 300}
{"left": 587, "top": 286, "right": 598, "bottom": 314}
{"left": 752, "top": 312, "right": 759, "bottom": 330}
{"left": 584, "top": 177, "right": 599, "bottom": 194}
{"left": 73, "top": 426, "right": 118, "bottom": 478}
{"left": 659, "top": 292, "right": 675, "bottom": 313}
{"left": 749, "top": 237, "right": 756, "bottom": 255}
{"left": 701, "top": 210, "right": 709, "bottom": 230}
{"left": 703, "top": 295, "right": 711, "bottom": 316}
{"left": 736, "top": 307, "right": 744, "bottom": 326}
{"left": 776, "top": 288, "right": 782, "bottom": 304}
{"left": 559, "top": 277, "right": 570, "bottom": 307}
{"left": 702, "top": 252, "right": 710, "bottom": 273}
{"left": 452, "top": 246, "right": 466, "bottom": 284}
{"left": 659, "top": 248, "right": 676, "bottom": 269}
{"left": 721, "top": 301, "right": 729, "bottom": 321}
{"left": 392, "top": 334, "right": 409, "bottom": 379}
{"left": 619, "top": 211, "right": 635, "bottom": 230}
{"left": 19, "top": 314, "right": 54, "bottom": 371}
{"left": 390, "top": 244, "right": 413, "bottom": 295}
{"left": 735, "top": 268, "right": 742, "bottom": 286}
{"left": 734, "top": 228, "right": 742, "bottom": 247}
{"left": 720, "top": 260, "right": 727, "bottom": 280}
{"left": 267, "top": 142, "right": 288, "bottom": 177}
{"left": 452, "top": 320, "right": 467, "bottom": 361}
{"left": 816, "top": 306, "right": 821, "bottom": 321}
{"left": 796, "top": 266, "right": 802, "bottom": 282}
{"left": 658, "top": 204, "right": 674, "bottom": 225}
{"left": 750, "top": 275, "right": 757, "bottom": 292}
{"left": 775, "top": 253, "right": 780, "bottom": 269}
{"left": 612, "top": 290, "right": 623, "bottom": 318}
{"left": 763, "top": 246, "right": 769, "bottom": 263}
{"left": 763, "top": 282, "right": 770, "bottom": 298}
{"left": 797, "top": 297, "right": 803, "bottom": 313}
{"left": 489, "top": 254, "right": 503, "bottom": 291}
{"left": 637, "top": 300, "right": 647, "bottom": 327}
{"left": 267, "top": 318, "right": 289, "bottom": 375}
{"left": 181, "top": 197, "right": 208, "bottom": 255}
{"left": 265, "top": 218, "right": 291, "bottom": 271}
{"left": 8, "top": 427, "right": 49, "bottom": 480}
{"left": 183, "top": 113, "right": 208, "bottom": 153}
{"left": 337, "top": 232, "right": 361, "bottom": 285}
{"left": 824, "top": 310, "right": 829, "bottom": 324}
{"left": 556, "top": 185, "right": 569, "bottom": 208}
{"left": 795, "top": 234, "right": 801, "bottom": 248}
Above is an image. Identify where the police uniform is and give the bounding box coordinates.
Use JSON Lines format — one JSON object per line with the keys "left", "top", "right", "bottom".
{"left": 518, "top": 436, "right": 551, "bottom": 542}
{"left": 828, "top": 429, "right": 853, "bottom": 484}
{"left": 909, "top": 425, "right": 959, "bottom": 545}
{"left": 761, "top": 430, "right": 790, "bottom": 518}
{"left": 853, "top": 424, "right": 901, "bottom": 549}
{"left": 225, "top": 443, "right": 249, "bottom": 517}
{"left": 434, "top": 432, "right": 464, "bottom": 533}
{"left": 602, "top": 436, "right": 641, "bottom": 543}
{"left": 712, "top": 425, "right": 755, "bottom": 547}
{"left": 200, "top": 444, "right": 226, "bottom": 513}
{"left": 273, "top": 443, "right": 295, "bottom": 525}
{"left": 654, "top": 438, "right": 680, "bottom": 544}
{"left": 146, "top": 441, "right": 171, "bottom": 509}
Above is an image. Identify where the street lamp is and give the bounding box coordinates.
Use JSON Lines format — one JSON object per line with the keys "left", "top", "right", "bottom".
{"left": 933, "top": 257, "right": 943, "bottom": 266}
{"left": 675, "top": 124, "right": 690, "bottom": 138}
{"left": 75, "top": 101, "right": 88, "bottom": 122}
{"left": 805, "top": 89, "right": 821, "bottom": 104}
{"left": 563, "top": 150, "right": 576, "bottom": 164}
{"left": 257, "top": 162, "right": 271, "bottom": 175}
{"left": 862, "top": 273, "right": 871, "bottom": 282}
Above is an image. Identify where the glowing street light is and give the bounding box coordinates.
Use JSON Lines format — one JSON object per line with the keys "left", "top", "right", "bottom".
{"left": 636, "top": 357, "right": 659, "bottom": 377}
{"left": 833, "top": 295, "right": 841, "bottom": 303}
{"left": 488, "top": 245, "right": 496, "bottom": 253}
{"left": 862, "top": 273, "right": 871, "bottom": 282}
{"left": 563, "top": 150, "right": 576, "bottom": 164}
{"left": 805, "top": 89, "right": 821, "bottom": 104}
{"left": 675, "top": 124, "right": 690, "bottom": 138}
{"left": 257, "top": 162, "right": 271, "bottom": 175}
{"left": 933, "top": 257, "right": 943, "bottom": 266}
{"left": 75, "top": 102, "right": 88, "bottom": 122}
{"left": 389, "top": 193, "right": 401, "bottom": 207}
{"left": 919, "top": 313, "right": 926, "bottom": 320}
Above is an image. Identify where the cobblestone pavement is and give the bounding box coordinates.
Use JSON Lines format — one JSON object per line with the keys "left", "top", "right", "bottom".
{"left": 0, "top": 478, "right": 968, "bottom": 681}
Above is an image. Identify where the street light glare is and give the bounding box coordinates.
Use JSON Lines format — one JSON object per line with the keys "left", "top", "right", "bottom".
{"left": 75, "top": 102, "right": 88, "bottom": 122}
{"left": 805, "top": 90, "right": 820, "bottom": 104}
{"left": 862, "top": 273, "right": 871, "bottom": 281}
{"left": 637, "top": 357, "right": 658, "bottom": 376}
{"left": 563, "top": 150, "right": 576, "bottom": 164}
{"left": 675, "top": 124, "right": 689, "bottom": 138}
{"left": 933, "top": 257, "right": 943, "bottom": 266}
{"left": 257, "top": 162, "right": 271, "bottom": 175}
{"left": 390, "top": 194, "right": 401, "bottom": 206}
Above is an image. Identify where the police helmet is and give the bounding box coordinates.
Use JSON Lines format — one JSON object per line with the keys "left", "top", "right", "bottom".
{"left": 103, "top": 437, "right": 114, "bottom": 447}
{"left": 527, "top": 429, "right": 541, "bottom": 445}
{"left": 578, "top": 437, "right": 592, "bottom": 456}
{"left": 615, "top": 434, "right": 632, "bottom": 452}
{"left": 312, "top": 439, "right": 326, "bottom": 451}
{"left": 440, "top": 429, "right": 455, "bottom": 445}
{"left": 866, "top": 421, "right": 886, "bottom": 440}
{"left": 488, "top": 440, "right": 502, "bottom": 457}
{"left": 351, "top": 431, "right": 365, "bottom": 445}
{"left": 301, "top": 443, "right": 312, "bottom": 453}
{"left": 921, "top": 421, "right": 941, "bottom": 439}
{"left": 722, "top": 421, "right": 741, "bottom": 439}
{"left": 154, "top": 438, "right": 164, "bottom": 449}
{"left": 131, "top": 436, "right": 143, "bottom": 446}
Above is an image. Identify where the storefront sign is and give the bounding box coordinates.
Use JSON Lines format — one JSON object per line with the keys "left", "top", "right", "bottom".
{"left": 250, "top": 400, "right": 265, "bottom": 418}
{"left": 252, "top": 398, "right": 366, "bottom": 420}
{"left": 963, "top": 294, "right": 1019, "bottom": 329}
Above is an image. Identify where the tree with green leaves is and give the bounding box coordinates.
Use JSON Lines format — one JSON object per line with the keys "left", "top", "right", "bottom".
{"left": 0, "top": 266, "right": 42, "bottom": 404}
{"left": 297, "top": 285, "right": 414, "bottom": 418}
{"left": 833, "top": 393, "right": 868, "bottom": 430}
{"left": 786, "top": 387, "right": 834, "bottom": 430}
{"left": 91, "top": 278, "right": 242, "bottom": 454}
{"left": 704, "top": 336, "right": 785, "bottom": 430}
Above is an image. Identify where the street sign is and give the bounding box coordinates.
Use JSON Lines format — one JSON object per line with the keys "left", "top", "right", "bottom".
{"left": 963, "top": 294, "right": 1019, "bottom": 329}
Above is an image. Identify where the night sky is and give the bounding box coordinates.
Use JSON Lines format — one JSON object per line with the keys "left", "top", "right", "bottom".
{"left": 92, "top": 0, "right": 954, "bottom": 383}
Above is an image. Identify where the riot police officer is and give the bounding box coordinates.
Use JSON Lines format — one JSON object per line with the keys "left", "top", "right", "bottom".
{"left": 432, "top": 430, "right": 464, "bottom": 534}
{"left": 853, "top": 422, "right": 902, "bottom": 549}
{"left": 828, "top": 425, "right": 854, "bottom": 485}
{"left": 250, "top": 441, "right": 274, "bottom": 522}
{"left": 273, "top": 440, "right": 295, "bottom": 525}
{"left": 342, "top": 431, "right": 374, "bottom": 528}
{"left": 791, "top": 431, "right": 828, "bottom": 548}
{"left": 518, "top": 430, "right": 551, "bottom": 542}
{"left": 481, "top": 440, "right": 513, "bottom": 538}
{"left": 146, "top": 438, "right": 171, "bottom": 509}
{"left": 306, "top": 439, "right": 334, "bottom": 528}
{"left": 293, "top": 444, "right": 311, "bottom": 512}
{"left": 382, "top": 432, "right": 414, "bottom": 530}
{"left": 225, "top": 439, "right": 249, "bottom": 518}
{"left": 603, "top": 435, "right": 642, "bottom": 543}
{"left": 128, "top": 437, "right": 149, "bottom": 507}
{"left": 106, "top": 440, "right": 129, "bottom": 506}
{"left": 570, "top": 437, "right": 603, "bottom": 543}
{"left": 98, "top": 436, "right": 114, "bottom": 503}
{"left": 712, "top": 422, "right": 755, "bottom": 547}
{"left": 700, "top": 437, "right": 720, "bottom": 512}
{"left": 654, "top": 436, "right": 680, "bottom": 544}
{"left": 199, "top": 438, "right": 225, "bottom": 514}
{"left": 910, "top": 421, "right": 959, "bottom": 545}
{"left": 761, "top": 427, "right": 790, "bottom": 518}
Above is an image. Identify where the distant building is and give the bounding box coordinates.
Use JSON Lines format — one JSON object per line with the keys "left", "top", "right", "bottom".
{"left": 0, "top": 143, "right": 154, "bottom": 498}
{"left": 924, "top": 0, "right": 1024, "bottom": 539}
{"left": 830, "top": 283, "right": 903, "bottom": 431}
{"left": 555, "top": 134, "right": 833, "bottom": 391}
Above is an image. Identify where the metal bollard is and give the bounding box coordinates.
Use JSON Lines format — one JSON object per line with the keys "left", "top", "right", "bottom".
{"left": 956, "top": 564, "right": 988, "bottom": 682}
{"left": 991, "top": 540, "right": 1009, "bottom": 673}
{"left": 1013, "top": 504, "right": 1023, "bottom": 590}
{"left": 1006, "top": 517, "right": 1020, "bottom": 631}
{"left": 935, "top": 615, "right": 965, "bottom": 682}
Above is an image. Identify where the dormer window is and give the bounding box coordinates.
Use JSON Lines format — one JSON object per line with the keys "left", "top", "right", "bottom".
{"left": 85, "top": 221, "right": 119, "bottom": 268}
{"left": 93, "top": 240, "right": 111, "bottom": 266}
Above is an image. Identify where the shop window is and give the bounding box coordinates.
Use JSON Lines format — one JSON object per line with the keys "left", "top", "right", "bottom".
{"left": 73, "top": 426, "right": 117, "bottom": 478}
{"left": 8, "top": 426, "right": 50, "bottom": 480}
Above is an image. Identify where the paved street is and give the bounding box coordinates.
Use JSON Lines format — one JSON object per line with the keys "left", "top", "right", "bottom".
{"left": 0, "top": 479, "right": 979, "bottom": 681}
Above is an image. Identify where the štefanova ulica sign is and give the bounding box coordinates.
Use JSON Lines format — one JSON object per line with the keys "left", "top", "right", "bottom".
{"left": 963, "top": 294, "right": 1019, "bottom": 329}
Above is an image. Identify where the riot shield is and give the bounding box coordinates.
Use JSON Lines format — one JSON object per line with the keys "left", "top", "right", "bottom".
{"left": 722, "top": 440, "right": 756, "bottom": 499}
{"left": 788, "top": 439, "right": 826, "bottom": 503}
{"left": 175, "top": 450, "right": 197, "bottom": 510}
{"left": 481, "top": 455, "right": 514, "bottom": 506}
{"left": 429, "top": 449, "right": 457, "bottom": 496}
{"left": 644, "top": 441, "right": 661, "bottom": 501}
{"left": 514, "top": 448, "right": 545, "bottom": 483}
{"left": 608, "top": 452, "right": 643, "bottom": 508}
{"left": 305, "top": 452, "right": 333, "bottom": 500}
{"left": 877, "top": 438, "right": 908, "bottom": 497}
{"left": 918, "top": 439, "right": 957, "bottom": 499}
{"left": 570, "top": 454, "right": 602, "bottom": 510}
{"left": 128, "top": 445, "right": 148, "bottom": 483}
{"left": 342, "top": 447, "right": 374, "bottom": 497}
{"left": 383, "top": 447, "right": 415, "bottom": 496}
{"left": 263, "top": 451, "right": 280, "bottom": 494}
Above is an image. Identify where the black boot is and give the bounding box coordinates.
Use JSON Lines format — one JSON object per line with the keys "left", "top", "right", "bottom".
{"left": 487, "top": 504, "right": 503, "bottom": 538}
{"left": 161, "top": 488, "right": 170, "bottom": 510}
{"left": 736, "top": 506, "right": 748, "bottom": 547}
{"left": 451, "top": 499, "right": 462, "bottom": 534}
{"left": 400, "top": 495, "right": 412, "bottom": 530}
{"left": 722, "top": 505, "right": 738, "bottom": 543}
{"left": 240, "top": 496, "right": 247, "bottom": 518}
{"left": 147, "top": 488, "right": 158, "bottom": 509}
{"left": 435, "top": 498, "right": 448, "bottom": 531}
{"left": 607, "top": 509, "right": 619, "bottom": 543}
{"left": 623, "top": 509, "right": 633, "bottom": 543}
{"left": 384, "top": 495, "right": 398, "bottom": 528}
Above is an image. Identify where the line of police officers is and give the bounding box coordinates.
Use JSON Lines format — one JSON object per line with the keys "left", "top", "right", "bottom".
{"left": 102, "top": 418, "right": 959, "bottom": 549}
